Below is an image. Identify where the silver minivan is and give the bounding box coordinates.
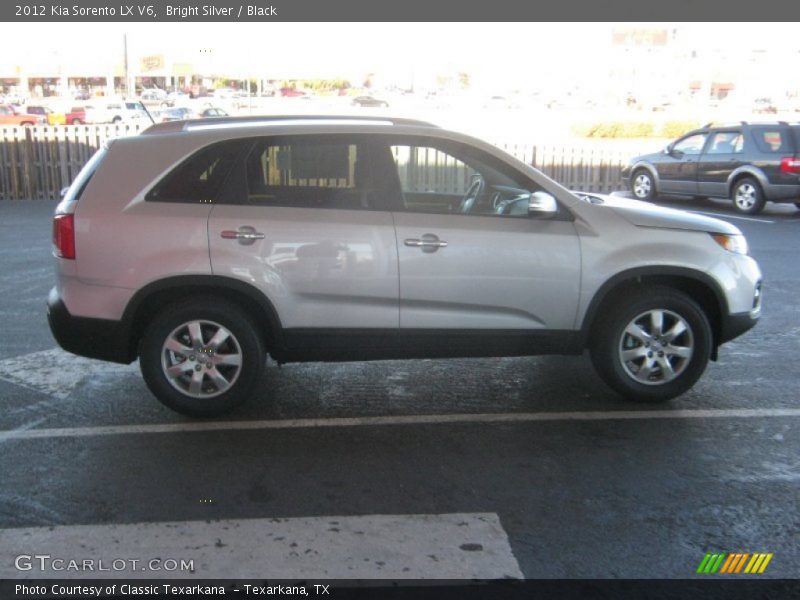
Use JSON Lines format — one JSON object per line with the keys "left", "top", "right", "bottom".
{"left": 48, "top": 116, "right": 762, "bottom": 416}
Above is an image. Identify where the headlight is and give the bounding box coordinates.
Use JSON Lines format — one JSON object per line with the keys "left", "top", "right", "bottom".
{"left": 711, "top": 233, "right": 748, "bottom": 255}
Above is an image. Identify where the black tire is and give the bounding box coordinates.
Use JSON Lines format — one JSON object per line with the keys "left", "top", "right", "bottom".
{"left": 112, "top": 116, "right": 122, "bottom": 124}
{"left": 139, "top": 297, "right": 265, "bottom": 417}
{"left": 630, "top": 169, "right": 656, "bottom": 201}
{"left": 731, "top": 177, "right": 766, "bottom": 215}
{"left": 590, "top": 286, "right": 712, "bottom": 403}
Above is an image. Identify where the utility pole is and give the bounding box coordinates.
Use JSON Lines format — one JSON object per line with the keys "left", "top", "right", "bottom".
{"left": 123, "top": 33, "right": 130, "bottom": 98}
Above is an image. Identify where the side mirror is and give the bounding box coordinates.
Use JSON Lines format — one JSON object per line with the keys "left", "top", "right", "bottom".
{"left": 528, "top": 191, "right": 558, "bottom": 216}
{"left": 59, "top": 187, "right": 69, "bottom": 198}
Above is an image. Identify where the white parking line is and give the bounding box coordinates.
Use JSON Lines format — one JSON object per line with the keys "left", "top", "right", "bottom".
{"left": 0, "top": 348, "right": 137, "bottom": 401}
{"left": 686, "top": 210, "right": 776, "bottom": 224}
{"left": 1, "top": 408, "right": 799, "bottom": 442}
{"left": 0, "top": 513, "right": 523, "bottom": 579}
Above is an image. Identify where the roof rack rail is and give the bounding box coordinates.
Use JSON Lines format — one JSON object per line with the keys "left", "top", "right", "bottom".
{"left": 142, "top": 115, "right": 439, "bottom": 135}
{"left": 702, "top": 121, "right": 749, "bottom": 128}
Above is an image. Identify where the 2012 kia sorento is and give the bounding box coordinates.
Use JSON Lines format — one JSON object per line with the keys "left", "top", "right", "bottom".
{"left": 48, "top": 116, "right": 762, "bottom": 416}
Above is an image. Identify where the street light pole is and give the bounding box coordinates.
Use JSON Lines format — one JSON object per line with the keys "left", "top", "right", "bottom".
{"left": 123, "top": 33, "right": 130, "bottom": 98}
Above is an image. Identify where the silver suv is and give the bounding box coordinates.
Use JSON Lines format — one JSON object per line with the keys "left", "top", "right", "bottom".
{"left": 48, "top": 116, "right": 763, "bottom": 416}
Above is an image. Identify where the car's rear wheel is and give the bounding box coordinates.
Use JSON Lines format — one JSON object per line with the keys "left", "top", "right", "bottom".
{"left": 631, "top": 169, "right": 656, "bottom": 201}
{"left": 139, "top": 298, "right": 265, "bottom": 417}
{"left": 590, "top": 286, "right": 712, "bottom": 402}
{"left": 731, "top": 177, "right": 766, "bottom": 214}
{"left": 70, "top": 118, "right": 84, "bottom": 125}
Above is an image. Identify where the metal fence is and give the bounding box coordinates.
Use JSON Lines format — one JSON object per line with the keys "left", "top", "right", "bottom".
{"left": 0, "top": 124, "right": 660, "bottom": 200}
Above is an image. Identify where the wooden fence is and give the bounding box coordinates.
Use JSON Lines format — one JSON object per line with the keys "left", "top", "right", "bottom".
{"left": 0, "top": 124, "right": 142, "bottom": 200}
{"left": 0, "top": 124, "right": 660, "bottom": 200}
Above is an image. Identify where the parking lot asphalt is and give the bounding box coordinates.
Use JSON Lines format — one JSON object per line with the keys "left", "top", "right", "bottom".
{"left": 0, "top": 197, "right": 798, "bottom": 580}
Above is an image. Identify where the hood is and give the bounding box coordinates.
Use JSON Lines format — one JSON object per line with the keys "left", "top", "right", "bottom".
{"left": 580, "top": 193, "right": 741, "bottom": 235}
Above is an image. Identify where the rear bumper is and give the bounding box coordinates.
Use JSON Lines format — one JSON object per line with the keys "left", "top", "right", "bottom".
{"left": 763, "top": 182, "right": 800, "bottom": 202}
{"left": 47, "top": 287, "right": 134, "bottom": 364}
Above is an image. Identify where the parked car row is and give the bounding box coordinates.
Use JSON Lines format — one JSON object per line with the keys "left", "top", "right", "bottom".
{"left": 0, "top": 104, "right": 46, "bottom": 125}
{"left": 149, "top": 106, "right": 229, "bottom": 122}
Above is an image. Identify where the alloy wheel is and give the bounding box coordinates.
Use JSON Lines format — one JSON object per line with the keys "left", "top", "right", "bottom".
{"left": 618, "top": 309, "right": 694, "bottom": 386}
{"left": 160, "top": 320, "right": 243, "bottom": 398}
{"left": 633, "top": 173, "right": 652, "bottom": 199}
{"left": 734, "top": 183, "right": 757, "bottom": 210}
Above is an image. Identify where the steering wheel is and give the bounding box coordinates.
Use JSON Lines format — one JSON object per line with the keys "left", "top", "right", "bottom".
{"left": 459, "top": 175, "right": 484, "bottom": 214}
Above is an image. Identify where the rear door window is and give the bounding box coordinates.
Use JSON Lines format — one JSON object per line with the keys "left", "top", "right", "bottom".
{"left": 243, "top": 136, "right": 377, "bottom": 210}
{"left": 706, "top": 131, "right": 744, "bottom": 154}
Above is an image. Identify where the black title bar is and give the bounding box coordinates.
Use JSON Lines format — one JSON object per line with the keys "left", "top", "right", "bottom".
{"left": 2, "top": 0, "right": 800, "bottom": 21}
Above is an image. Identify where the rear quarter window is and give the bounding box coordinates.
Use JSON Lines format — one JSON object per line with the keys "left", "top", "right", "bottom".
{"left": 146, "top": 140, "right": 245, "bottom": 204}
{"left": 751, "top": 128, "right": 794, "bottom": 153}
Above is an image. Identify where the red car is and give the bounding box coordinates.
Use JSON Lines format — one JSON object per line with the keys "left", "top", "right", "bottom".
{"left": 0, "top": 104, "right": 45, "bottom": 126}
{"left": 65, "top": 106, "right": 86, "bottom": 125}
{"left": 280, "top": 87, "right": 306, "bottom": 97}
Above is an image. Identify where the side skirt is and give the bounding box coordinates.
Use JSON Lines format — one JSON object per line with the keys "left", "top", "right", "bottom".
{"left": 275, "top": 328, "right": 582, "bottom": 363}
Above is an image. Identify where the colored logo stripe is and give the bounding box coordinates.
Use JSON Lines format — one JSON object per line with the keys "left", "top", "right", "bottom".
{"left": 698, "top": 553, "right": 773, "bottom": 575}
{"left": 697, "top": 553, "right": 726, "bottom": 574}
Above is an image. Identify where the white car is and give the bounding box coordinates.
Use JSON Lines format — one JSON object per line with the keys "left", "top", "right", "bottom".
{"left": 84, "top": 100, "right": 149, "bottom": 124}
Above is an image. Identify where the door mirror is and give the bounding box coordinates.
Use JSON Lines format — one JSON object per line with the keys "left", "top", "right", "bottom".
{"left": 528, "top": 191, "right": 558, "bottom": 216}
{"left": 666, "top": 145, "right": 684, "bottom": 158}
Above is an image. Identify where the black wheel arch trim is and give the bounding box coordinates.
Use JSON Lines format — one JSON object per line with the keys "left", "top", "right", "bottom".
{"left": 727, "top": 168, "right": 768, "bottom": 196}
{"left": 629, "top": 161, "right": 661, "bottom": 190}
{"left": 120, "top": 275, "right": 284, "bottom": 358}
{"left": 579, "top": 266, "right": 730, "bottom": 349}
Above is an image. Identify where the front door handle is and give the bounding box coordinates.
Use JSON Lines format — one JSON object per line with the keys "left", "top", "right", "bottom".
{"left": 221, "top": 226, "right": 265, "bottom": 245}
{"left": 404, "top": 233, "right": 447, "bottom": 253}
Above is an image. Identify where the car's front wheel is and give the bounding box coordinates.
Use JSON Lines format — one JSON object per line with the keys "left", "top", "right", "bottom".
{"left": 631, "top": 169, "right": 656, "bottom": 201}
{"left": 139, "top": 298, "right": 265, "bottom": 416}
{"left": 590, "top": 286, "right": 712, "bottom": 402}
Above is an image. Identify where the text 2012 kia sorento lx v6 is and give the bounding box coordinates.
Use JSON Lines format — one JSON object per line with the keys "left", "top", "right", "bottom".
{"left": 48, "top": 117, "right": 762, "bottom": 416}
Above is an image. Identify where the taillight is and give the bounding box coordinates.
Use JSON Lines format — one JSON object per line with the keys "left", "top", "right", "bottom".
{"left": 780, "top": 156, "right": 800, "bottom": 175}
{"left": 53, "top": 214, "right": 75, "bottom": 259}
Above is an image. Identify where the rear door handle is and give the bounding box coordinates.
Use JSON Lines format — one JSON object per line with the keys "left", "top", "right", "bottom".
{"left": 221, "top": 226, "right": 265, "bottom": 245}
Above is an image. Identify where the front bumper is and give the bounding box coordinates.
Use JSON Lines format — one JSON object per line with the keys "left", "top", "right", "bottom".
{"left": 47, "top": 287, "right": 134, "bottom": 364}
{"left": 719, "top": 310, "right": 760, "bottom": 344}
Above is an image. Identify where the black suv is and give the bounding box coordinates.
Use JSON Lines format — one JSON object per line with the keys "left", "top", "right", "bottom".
{"left": 622, "top": 122, "right": 800, "bottom": 214}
